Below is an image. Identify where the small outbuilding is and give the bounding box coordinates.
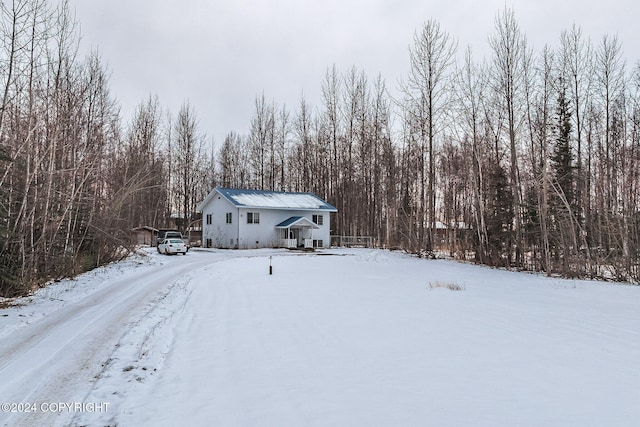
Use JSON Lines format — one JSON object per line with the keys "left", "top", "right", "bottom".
{"left": 132, "top": 226, "right": 158, "bottom": 246}
{"left": 197, "top": 187, "right": 337, "bottom": 249}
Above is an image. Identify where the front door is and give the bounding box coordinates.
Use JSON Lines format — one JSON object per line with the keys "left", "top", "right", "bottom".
{"left": 291, "top": 228, "right": 301, "bottom": 247}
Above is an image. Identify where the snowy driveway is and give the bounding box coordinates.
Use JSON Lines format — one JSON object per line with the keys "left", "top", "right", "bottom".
{"left": 0, "top": 249, "right": 217, "bottom": 426}
{"left": 1, "top": 249, "right": 639, "bottom": 426}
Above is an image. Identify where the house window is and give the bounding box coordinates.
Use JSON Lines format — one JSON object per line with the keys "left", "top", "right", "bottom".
{"left": 247, "top": 212, "right": 260, "bottom": 224}
{"left": 206, "top": 214, "right": 212, "bottom": 225}
{"left": 312, "top": 214, "right": 324, "bottom": 225}
{"left": 226, "top": 212, "right": 232, "bottom": 224}
{"left": 206, "top": 238, "right": 212, "bottom": 248}
{"left": 313, "top": 239, "right": 324, "bottom": 248}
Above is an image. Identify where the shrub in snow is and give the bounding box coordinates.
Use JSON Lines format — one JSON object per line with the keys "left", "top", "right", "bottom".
{"left": 428, "top": 281, "right": 466, "bottom": 291}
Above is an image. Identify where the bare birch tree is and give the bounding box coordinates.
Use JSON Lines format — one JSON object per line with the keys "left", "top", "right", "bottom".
{"left": 489, "top": 6, "right": 528, "bottom": 266}
{"left": 402, "top": 18, "right": 457, "bottom": 253}
{"left": 171, "top": 101, "right": 204, "bottom": 228}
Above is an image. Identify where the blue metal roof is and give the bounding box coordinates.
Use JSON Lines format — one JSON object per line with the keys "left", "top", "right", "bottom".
{"left": 275, "top": 216, "right": 319, "bottom": 229}
{"left": 276, "top": 216, "right": 304, "bottom": 227}
{"left": 214, "top": 188, "right": 337, "bottom": 211}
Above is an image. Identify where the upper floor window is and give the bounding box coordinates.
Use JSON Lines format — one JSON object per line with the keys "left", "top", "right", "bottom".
{"left": 247, "top": 212, "right": 260, "bottom": 224}
{"left": 312, "top": 214, "right": 324, "bottom": 226}
{"left": 206, "top": 214, "right": 212, "bottom": 225}
{"left": 226, "top": 212, "right": 232, "bottom": 224}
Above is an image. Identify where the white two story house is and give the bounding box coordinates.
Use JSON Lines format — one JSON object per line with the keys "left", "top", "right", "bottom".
{"left": 197, "top": 187, "right": 337, "bottom": 249}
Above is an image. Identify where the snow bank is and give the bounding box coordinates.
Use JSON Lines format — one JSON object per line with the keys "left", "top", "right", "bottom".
{"left": 75, "top": 249, "right": 640, "bottom": 426}
{"left": 0, "top": 248, "right": 161, "bottom": 341}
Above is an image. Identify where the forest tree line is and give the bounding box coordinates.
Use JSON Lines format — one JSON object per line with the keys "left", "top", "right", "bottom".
{"left": 1, "top": 1, "right": 639, "bottom": 296}
{"left": 219, "top": 10, "right": 640, "bottom": 283}
{"left": 0, "top": 0, "right": 216, "bottom": 296}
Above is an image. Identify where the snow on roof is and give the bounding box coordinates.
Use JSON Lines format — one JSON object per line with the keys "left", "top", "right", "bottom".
{"left": 215, "top": 188, "right": 337, "bottom": 211}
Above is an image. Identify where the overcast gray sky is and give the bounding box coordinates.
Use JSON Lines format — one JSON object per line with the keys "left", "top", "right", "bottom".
{"left": 73, "top": 0, "right": 639, "bottom": 146}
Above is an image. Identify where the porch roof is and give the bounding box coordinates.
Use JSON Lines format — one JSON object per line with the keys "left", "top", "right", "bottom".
{"left": 275, "top": 216, "right": 320, "bottom": 229}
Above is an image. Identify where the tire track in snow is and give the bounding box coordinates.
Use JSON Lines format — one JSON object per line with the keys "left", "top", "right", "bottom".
{"left": 70, "top": 272, "right": 197, "bottom": 427}
{"left": 0, "top": 252, "right": 213, "bottom": 427}
{"left": 71, "top": 251, "right": 284, "bottom": 426}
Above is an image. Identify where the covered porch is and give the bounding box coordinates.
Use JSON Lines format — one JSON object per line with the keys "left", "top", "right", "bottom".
{"left": 275, "top": 216, "right": 319, "bottom": 249}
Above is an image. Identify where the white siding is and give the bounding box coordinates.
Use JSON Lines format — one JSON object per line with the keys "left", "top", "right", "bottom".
{"left": 202, "top": 194, "right": 239, "bottom": 248}
{"left": 236, "top": 209, "right": 331, "bottom": 249}
{"left": 237, "top": 208, "right": 280, "bottom": 248}
{"left": 200, "top": 190, "right": 333, "bottom": 249}
{"left": 309, "top": 212, "right": 331, "bottom": 248}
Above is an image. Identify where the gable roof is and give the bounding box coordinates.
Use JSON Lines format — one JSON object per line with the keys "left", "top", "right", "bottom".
{"left": 275, "top": 216, "right": 320, "bottom": 229}
{"left": 197, "top": 187, "right": 337, "bottom": 212}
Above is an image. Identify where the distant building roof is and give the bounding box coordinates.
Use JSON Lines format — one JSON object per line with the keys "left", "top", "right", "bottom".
{"left": 197, "top": 188, "right": 337, "bottom": 212}
{"left": 429, "top": 221, "right": 470, "bottom": 229}
{"left": 132, "top": 226, "right": 158, "bottom": 232}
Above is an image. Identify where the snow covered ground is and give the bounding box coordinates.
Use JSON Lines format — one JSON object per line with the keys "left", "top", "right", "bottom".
{"left": 1, "top": 248, "right": 639, "bottom": 426}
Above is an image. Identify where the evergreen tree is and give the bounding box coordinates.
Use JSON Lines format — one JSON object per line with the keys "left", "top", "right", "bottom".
{"left": 549, "top": 78, "right": 578, "bottom": 271}
{"left": 551, "top": 79, "right": 575, "bottom": 208}
{"left": 485, "top": 162, "right": 513, "bottom": 266}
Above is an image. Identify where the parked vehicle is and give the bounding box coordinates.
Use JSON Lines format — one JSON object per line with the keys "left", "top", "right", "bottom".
{"left": 157, "top": 229, "right": 182, "bottom": 246}
{"left": 157, "top": 238, "right": 188, "bottom": 255}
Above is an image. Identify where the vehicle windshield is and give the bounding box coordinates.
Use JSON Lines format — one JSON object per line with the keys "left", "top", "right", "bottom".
{"left": 168, "top": 239, "right": 183, "bottom": 244}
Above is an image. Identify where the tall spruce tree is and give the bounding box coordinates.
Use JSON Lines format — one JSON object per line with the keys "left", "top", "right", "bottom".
{"left": 486, "top": 162, "right": 513, "bottom": 266}
{"left": 551, "top": 79, "right": 575, "bottom": 208}
{"left": 549, "top": 78, "right": 578, "bottom": 272}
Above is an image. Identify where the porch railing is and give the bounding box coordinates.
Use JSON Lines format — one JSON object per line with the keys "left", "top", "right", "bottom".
{"left": 281, "top": 239, "right": 297, "bottom": 248}
{"left": 280, "top": 239, "right": 314, "bottom": 249}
